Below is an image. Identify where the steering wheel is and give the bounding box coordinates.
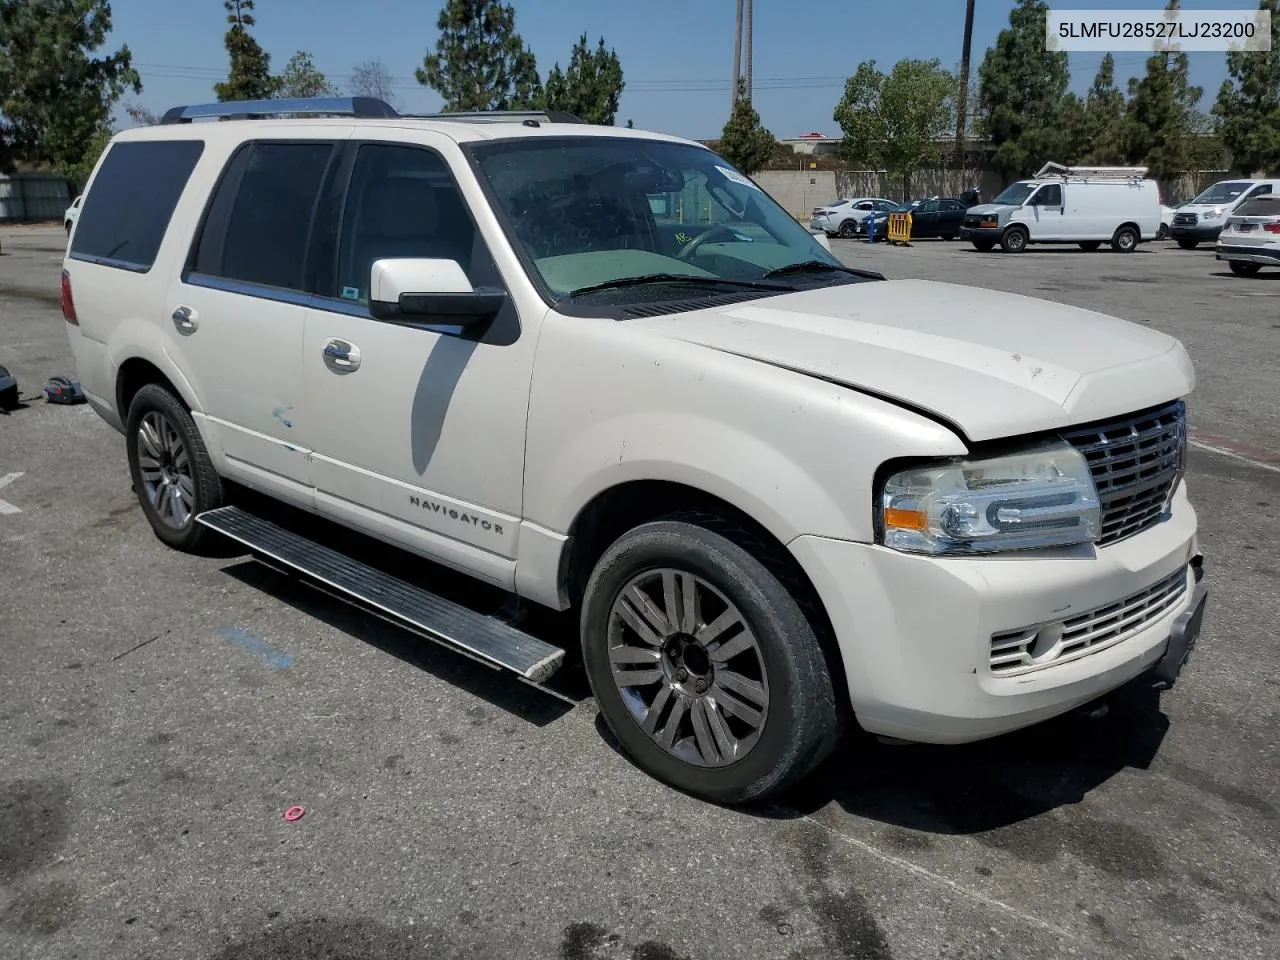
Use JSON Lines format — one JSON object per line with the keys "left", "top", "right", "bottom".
{"left": 675, "top": 223, "right": 740, "bottom": 260}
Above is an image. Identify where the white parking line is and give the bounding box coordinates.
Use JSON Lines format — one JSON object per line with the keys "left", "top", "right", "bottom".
{"left": 0, "top": 471, "right": 24, "bottom": 515}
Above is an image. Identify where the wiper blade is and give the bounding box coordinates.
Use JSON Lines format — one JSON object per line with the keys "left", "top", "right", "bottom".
{"left": 565, "top": 273, "right": 793, "bottom": 299}
{"left": 762, "top": 260, "right": 883, "bottom": 280}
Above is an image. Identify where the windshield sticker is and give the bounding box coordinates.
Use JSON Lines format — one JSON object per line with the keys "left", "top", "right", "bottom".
{"left": 715, "top": 165, "right": 761, "bottom": 191}
{"left": 341, "top": 286, "right": 361, "bottom": 301}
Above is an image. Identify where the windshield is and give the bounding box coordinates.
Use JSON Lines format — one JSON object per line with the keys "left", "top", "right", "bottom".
{"left": 1236, "top": 196, "right": 1280, "bottom": 217}
{"left": 992, "top": 182, "right": 1037, "bottom": 206}
{"left": 468, "top": 137, "right": 846, "bottom": 304}
{"left": 1191, "top": 181, "right": 1252, "bottom": 205}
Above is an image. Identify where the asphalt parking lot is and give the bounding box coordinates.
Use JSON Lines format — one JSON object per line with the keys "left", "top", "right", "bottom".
{"left": 2, "top": 224, "right": 1278, "bottom": 960}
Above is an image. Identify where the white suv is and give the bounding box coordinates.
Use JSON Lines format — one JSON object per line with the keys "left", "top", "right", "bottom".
{"left": 61, "top": 97, "right": 1207, "bottom": 804}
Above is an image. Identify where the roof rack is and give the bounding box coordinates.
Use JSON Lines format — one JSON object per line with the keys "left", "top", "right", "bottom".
{"left": 1034, "top": 162, "right": 1149, "bottom": 180}
{"left": 159, "top": 97, "right": 586, "bottom": 126}
{"left": 160, "top": 96, "right": 399, "bottom": 124}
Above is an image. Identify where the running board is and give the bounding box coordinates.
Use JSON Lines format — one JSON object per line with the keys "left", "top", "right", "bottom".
{"left": 195, "top": 505, "right": 565, "bottom": 683}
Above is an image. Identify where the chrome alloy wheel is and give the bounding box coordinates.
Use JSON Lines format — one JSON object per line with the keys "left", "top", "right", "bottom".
{"left": 136, "top": 411, "right": 195, "bottom": 528}
{"left": 607, "top": 569, "right": 770, "bottom": 767}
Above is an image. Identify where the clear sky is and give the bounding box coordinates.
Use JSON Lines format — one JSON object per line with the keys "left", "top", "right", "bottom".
{"left": 111, "top": 0, "right": 1251, "bottom": 138}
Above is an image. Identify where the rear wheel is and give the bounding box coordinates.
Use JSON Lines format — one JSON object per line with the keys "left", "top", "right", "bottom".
{"left": 125, "top": 383, "right": 225, "bottom": 553}
{"left": 1112, "top": 225, "right": 1139, "bottom": 253}
{"left": 1000, "top": 226, "right": 1028, "bottom": 253}
{"left": 1078, "top": 241, "right": 1102, "bottom": 252}
{"left": 837, "top": 219, "right": 857, "bottom": 239}
{"left": 580, "top": 517, "right": 842, "bottom": 804}
{"left": 1177, "top": 238, "right": 1199, "bottom": 250}
{"left": 1229, "top": 260, "right": 1262, "bottom": 277}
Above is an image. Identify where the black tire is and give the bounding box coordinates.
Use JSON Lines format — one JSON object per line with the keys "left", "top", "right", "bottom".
{"left": 1111, "top": 224, "right": 1139, "bottom": 253}
{"left": 1157, "top": 223, "right": 1169, "bottom": 240}
{"left": 1229, "top": 260, "right": 1262, "bottom": 277}
{"left": 837, "top": 219, "right": 857, "bottom": 239}
{"left": 941, "top": 233, "right": 956, "bottom": 242}
{"left": 971, "top": 238, "right": 996, "bottom": 252}
{"left": 125, "top": 383, "right": 224, "bottom": 552}
{"left": 65, "top": 221, "right": 72, "bottom": 236}
{"left": 1000, "top": 226, "right": 1028, "bottom": 253}
{"left": 580, "top": 517, "right": 843, "bottom": 805}
{"left": 1078, "top": 241, "right": 1102, "bottom": 251}
{"left": 1177, "top": 238, "right": 1199, "bottom": 250}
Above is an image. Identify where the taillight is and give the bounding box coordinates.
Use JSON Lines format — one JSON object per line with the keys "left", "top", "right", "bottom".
{"left": 60, "top": 269, "right": 78, "bottom": 325}
{"left": 1264, "top": 223, "right": 1280, "bottom": 234}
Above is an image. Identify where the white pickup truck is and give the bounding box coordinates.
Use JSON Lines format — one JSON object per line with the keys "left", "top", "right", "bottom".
{"left": 60, "top": 97, "right": 1206, "bottom": 804}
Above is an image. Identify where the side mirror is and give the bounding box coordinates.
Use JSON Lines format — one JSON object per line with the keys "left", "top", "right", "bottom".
{"left": 368, "top": 258, "right": 507, "bottom": 330}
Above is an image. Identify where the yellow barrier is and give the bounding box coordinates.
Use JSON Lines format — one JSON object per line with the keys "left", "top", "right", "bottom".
{"left": 887, "top": 212, "right": 913, "bottom": 245}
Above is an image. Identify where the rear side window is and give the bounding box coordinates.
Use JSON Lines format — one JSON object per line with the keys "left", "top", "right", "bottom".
{"left": 192, "top": 141, "right": 336, "bottom": 290}
{"left": 70, "top": 139, "right": 205, "bottom": 271}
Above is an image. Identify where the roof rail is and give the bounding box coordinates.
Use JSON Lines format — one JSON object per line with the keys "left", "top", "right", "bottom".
{"left": 159, "top": 96, "right": 399, "bottom": 124}
{"left": 398, "top": 109, "right": 586, "bottom": 124}
{"left": 1035, "top": 161, "right": 1149, "bottom": 180}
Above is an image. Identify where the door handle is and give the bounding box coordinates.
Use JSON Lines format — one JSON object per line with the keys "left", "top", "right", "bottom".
{"left": 322, "top": 338, "right": 361, "bottom": 372}
{"left": 172, "top": 305, "right": 198, "bottom": 333}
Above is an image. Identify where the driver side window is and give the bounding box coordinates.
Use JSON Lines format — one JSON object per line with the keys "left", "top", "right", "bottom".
{"left": 1030, "top": 184, "right": 1062, "bottom": 206}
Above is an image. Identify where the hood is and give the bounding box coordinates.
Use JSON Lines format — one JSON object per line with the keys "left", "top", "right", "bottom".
{"left": 964, "top": 203, "right": 1010, "bottom": 216}
{"left": 628, "top": 279, "right": 1194, "bottom": 442}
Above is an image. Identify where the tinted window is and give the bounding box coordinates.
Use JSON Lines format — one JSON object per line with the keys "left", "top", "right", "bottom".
{"left": 70, "top": 139, "right": 204, "bottom": 271}
{"left": 1236, "top": 196, "right": 1280, "bottom": 217}
{"left": 334, "top": 144, "right": 480, "bottom": 304}
{"left": 1242, "top": 184, "right": 1273, "bottom": 200}
{"left": 916, "top": 200, "right": 939, "bottom": 213}
{"left": 1031, "top": 184, "right": 1062, "bottom": 206}
{"left": 195, "top": 142, "right": 335, "bottom": 290}
{"left": 942, "top": 200, "right": 964, "bottom": 211}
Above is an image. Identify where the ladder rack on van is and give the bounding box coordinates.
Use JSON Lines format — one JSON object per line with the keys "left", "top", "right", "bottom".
{"left": 1034, "top": 162, "right": 1149, "bottom": 181}
{"left": 159, "top": 97, "right": 584, "bottom": 125}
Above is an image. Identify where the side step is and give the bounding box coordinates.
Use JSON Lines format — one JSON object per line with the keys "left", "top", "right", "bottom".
{"left": 195, "top": 506, "right": 565, "bottom": 683}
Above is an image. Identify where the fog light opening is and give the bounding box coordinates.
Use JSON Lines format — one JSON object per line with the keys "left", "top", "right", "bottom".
{"left": 1027, "top": 622, "right": 1066, "bottom": 662}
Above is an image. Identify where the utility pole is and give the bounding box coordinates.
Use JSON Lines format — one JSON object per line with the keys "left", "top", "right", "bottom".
{"left": 954, "top": 0, "right": 976, "bottom": 168}
{"left": 732, "top": 0, "right": 744, "bottom": 110}
{"left": 744, "top": 0, "right": 754, "bottom": 101}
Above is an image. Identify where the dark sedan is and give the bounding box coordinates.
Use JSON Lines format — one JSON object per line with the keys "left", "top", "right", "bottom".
{"left": 859, "top": 197, "right": 969, "bottom": 241}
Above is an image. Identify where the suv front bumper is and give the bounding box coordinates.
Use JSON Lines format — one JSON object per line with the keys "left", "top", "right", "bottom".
{"left": 790, "top": 483, "right": 1202, "bottom": 744}
{"left": 1171, "top": 222, "right": 1222, "bottom": 243}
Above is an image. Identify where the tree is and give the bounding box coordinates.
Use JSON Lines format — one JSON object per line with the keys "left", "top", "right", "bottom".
{"left": 416, "top": 0, "right": 541, "bottom": 111}
{"left": 0, "top": 0, "right": 141, "bottom": 179}
{"left": 1078, "top": 54, "right": 1129, "bottom": 164}
{"left": 274, "top": 51, "right": 339, "bottom": 99}
{"left": 977, "top": 0, "right": 1070, "bottom": 179}
{"left": 540, "top": 35, "right": 625, "bottom": 125}
{"left": 349, "top": 59, "right": 399, "bottom": 109}
{"left": 215, "top": 0, "right": 277, "bottom": 102}
{"left": 717, "top": 80, "right": 775, "bottom": 175}
{"left": 835, "top": 58, "right": 956, "bottom": 199}
{"left": 1213, "top": 0, "right": 1280, "bottom": 174}
{"left": 124, "top": 103, "right": 161, "bottom": 126}
{"left": 1125, "top": 3, "right": 1205, "bottom": 179}
{"left": 62, "top": 123, "right": 115, "bottom": 191}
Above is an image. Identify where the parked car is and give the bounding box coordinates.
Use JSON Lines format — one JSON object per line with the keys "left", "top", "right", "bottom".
{"left": 960, "top": 163, "right": 1161, "bottom": 253}
{"left": 62, "top": 97, "right": 1206, "bottom": 805}
{"left": 64, "top": 195, "right": 83, "bottom": 235}
{"left": 810, "top": 197, "right": 899, "bottom": 238}
{"left": 1215, "top": 194, "right": 1280, "bottom": 276}
{"left": 878, "top": 197, "right": 967, "bottom": 240}
{"left": 1170, "top": 178, "right": 1279, "bottom": 249}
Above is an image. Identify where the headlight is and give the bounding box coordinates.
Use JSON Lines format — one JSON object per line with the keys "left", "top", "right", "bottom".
{"left": 1203, "top": 209, "right": 1222, "bottom": 220}
{"left": 878, "top": 441, "right": 1100, "bottom": 555}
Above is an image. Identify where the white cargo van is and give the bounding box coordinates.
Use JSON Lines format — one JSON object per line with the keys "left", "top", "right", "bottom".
{"left": 1169, "top": 177, "right": 1279, "bottom": 249}
{"left": 960, "top": 164, "right": 1162, "bottom": 253}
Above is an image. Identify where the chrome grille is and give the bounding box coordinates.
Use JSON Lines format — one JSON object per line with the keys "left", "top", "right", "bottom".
{"left": 1060, "top": 400, "right": 1186, "bottom": 545}
{"left": 990, "top": 566, "right": 1189, "bottom": 676}
{"left": 1173, "top": 211, "right": 1198, "bottom": 226}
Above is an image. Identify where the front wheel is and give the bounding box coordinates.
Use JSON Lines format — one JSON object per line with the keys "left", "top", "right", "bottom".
{"left": 125, "top": 383, "right": 225, "bottom": 552}
{"left": 1112, "top": 225, "right": 1139, "bottom": 253}
{"left": 1229, "top": 260, "right": 1262, "bottom": 277}
{"left": 971, "top": 238, "right": 996, "bottom": 252}
{"left": 1177, "top": 238, "right": 1199, "bottom": 250}
{"left": 580, "top": 518, "right": 843, "bottom": 805}
{"left": 1000, "top": 227, "right": 1028, "bottom": 253}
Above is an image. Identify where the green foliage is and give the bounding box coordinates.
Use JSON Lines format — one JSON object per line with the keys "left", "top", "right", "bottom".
{"left": 62, "top": 122, "right": 114, "bottom": 191}
{"left": 1125, "top": 3, "right": 1207, "bottom": 179}
{"left": 717, "top": 81, "right": 775, "bottom": 176}
{"left": 275, "top": 51, "right": 339, "bottom": 99}
{"left": 215, "top": 0, "right": 277, "bottom": 102}
{"left": 834, "top": 58, "right": 955, "bottom": 198}
{"left": 0, "top": 0, "right": 140, "bottom": 179}
{"left": 540, "top": 35, "right": 624, "bottom": 125}
{"left": 1213, "top": 0, "right": 1280, "bottom": 174}
{"left": 416, "top": 0, "right": 541, "bottom": 111}
{"left": 977, "top": 0, "right": 1069, "bottom": 178}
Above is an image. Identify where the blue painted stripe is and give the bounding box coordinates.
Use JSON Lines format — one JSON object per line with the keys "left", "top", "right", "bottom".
{"left": 218, "top": 627, "right": 294, "bottom": 669}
